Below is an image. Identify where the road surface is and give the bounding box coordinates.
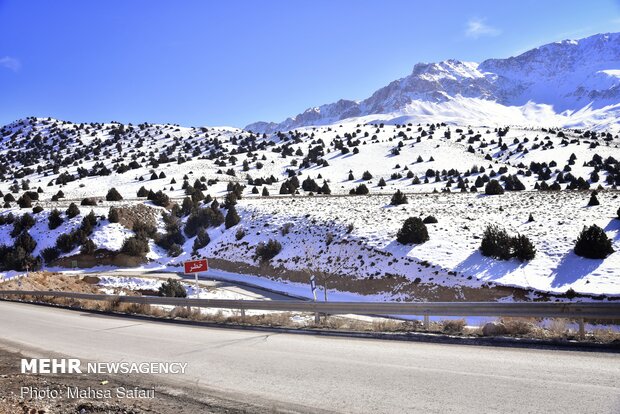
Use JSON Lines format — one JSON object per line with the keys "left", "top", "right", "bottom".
{"left": 93, "top": 270, "right": 301, "bottom": 301}
{"left": 0, "top": 301, "right": 619, "bottom": 413}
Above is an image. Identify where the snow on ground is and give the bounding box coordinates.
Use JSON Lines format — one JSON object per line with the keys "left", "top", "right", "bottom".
{"left": 96, "top": 275, "right": 290, "bottom": 317}
{"left": 3, "top": 189, "right": 620, "bottom": 297}
{"left": 1, "top": 117, "right": 620, "bottom": 298}
{"left": 97, "top": 276, "right": 162, "bottom": 292}
{"left": 2, "top": 118, "right": 619, "bottom": 203}
{"left": 198, "top": 191, "right": 620, "bottom": 296}
{"left": 90, "top": 222, "right": 133, "bottom": 252}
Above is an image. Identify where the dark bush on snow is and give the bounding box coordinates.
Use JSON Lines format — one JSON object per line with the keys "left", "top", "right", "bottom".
{"left": 11, "top": 213, "right": 35, "bottom": 237}
{"left": 80, "top": 239, "right": 96, "bottom": 255}
{"left": 511, "top": 234, "right": 536, "bottom": 261}
{"left": 587, "top": 191, "right": 599, "bottom": 207}
{"left": 66, "top": 203, "right": 80, "bottom": 219}
{"left": 390, "top": 190, "right": 408, "bottom": 205}
{"left": 17, "top": 194, "right": 32, "bottom": 208}
{"left": 80, "top": 210, "right": 97, "bottom": 234}
{"left": 485, "top": 179, "right": 504, "bottom": 195}
{"left": 155, "top": 227, "right": 185, "bottom": 251}
{"left": 41, "top": 247, "right": 60, "bottom": 264}
{"left": 192, "top": 227, "right": 210, "bottom": 252}
{"left": 151, "top": 190, "right": 170, "bottom": 207}
{"left": 0, "top": 245, "right": 41, "bottom": 272}
{"left": 422, "top": 215, "right": 438, "bottom": 224}
{"left": 106, "top": 188, "right": 123, "bottom": 201}
{"left": 349, "top": 184, "right": 369, "bottom": 195}
{"left": 132, "top": 221, "right": 157, "bottom": 240}
{"left": 235, "top": 228, "right": 246, "bottom": 240}
{"left": 0, "top": 213, "right": 15, "bottom": 226}
{"left": 159, "top": 278, "right": 187, "bottom": 298}
{"left": 184, "top": 207, "right": 224, "bottom": 237}
{"left": 108, "top": 207, "right": 120, "bottom": 223}
{"left": 81, "top": 197, "right": 97, "bottom": 206}
{"left": 255, "top": 239, "right": 282, "bottom": 262}
{"left": 48, "top": 208, "right": 64, "bottom": 229}
{"left": 137, "top": 186, "right": 149, "bottom": 197}
{"left": 396, "top": 217, "right": 429, "bottom": 245}
{"left": 480, "top": 225, "right": 512, "bottom": 260}
{"left": 480, "top": 225, "right": 536, "bottom": 261}
{"left": 167, "top": 243, "right": 182, "bottom": 257}
{"left": 15, "top": 231, "right": 37, "bottom": 254}
{"left": 225, "top": 205, "right": 241, "bottom": 229}
{"left": 574, "top": 225, "right": 614, "bottom": 259}
{"left": 121, "top": 236, "right": 150, "bottom": 256}
{"left": 56, "top": 233, "right": 75, "bottom": 253}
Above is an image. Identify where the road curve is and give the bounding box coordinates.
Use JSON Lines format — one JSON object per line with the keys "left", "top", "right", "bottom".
{"left": 0, "top": 301, "right": 619, "bottom": 413}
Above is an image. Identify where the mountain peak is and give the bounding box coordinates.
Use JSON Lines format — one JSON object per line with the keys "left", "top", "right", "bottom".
{"left": 245, "top": 32, "right": 620, "bottom": 133}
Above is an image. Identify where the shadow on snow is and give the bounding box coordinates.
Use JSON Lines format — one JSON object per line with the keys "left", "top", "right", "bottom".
{"left": 550, "top": 251, "right": 604, "bottom": 288}
{"left": 454, "top": 250, "right": 525, "bottom": 281}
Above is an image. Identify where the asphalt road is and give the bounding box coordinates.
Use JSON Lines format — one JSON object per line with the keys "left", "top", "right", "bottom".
{"left": 0, "top": 301, "right": 619, "bottom": 413}
{"left": 94, "top": 270, "right": 301, "bottom": 301}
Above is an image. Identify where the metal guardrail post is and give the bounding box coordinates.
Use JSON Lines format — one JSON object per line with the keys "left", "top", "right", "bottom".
{"left": 578, "top": 318, "right": 585, "bottom": 340}
{"left": 423, "top": 312, "right": 430, "bottom": 330}
{"left": 312, "top": 302, "right": 320, "bottom": 324}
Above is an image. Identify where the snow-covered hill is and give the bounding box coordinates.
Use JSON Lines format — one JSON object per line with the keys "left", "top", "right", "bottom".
{"left": 246, "top": 33, "right": 620, "bottom": 133}
{"left": 2, "top": 117, "right": 618, "bottom": 201}
{"left": 1, "top": 117, "right": 620, "bottom": 298}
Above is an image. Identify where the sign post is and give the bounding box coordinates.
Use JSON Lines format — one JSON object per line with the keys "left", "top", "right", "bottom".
{"left": 310, "top": 275, "right": 319, "bottom": 324}
{"left": 310, "top": 275, "right": 317, "bottom": 301}
{"left": 184, "top": 259, "right": 209, "bottom": 300}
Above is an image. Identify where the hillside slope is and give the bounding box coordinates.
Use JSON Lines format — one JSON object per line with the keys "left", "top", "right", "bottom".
{"left": 0, "top": 117, "right": 619, "bottom": 298}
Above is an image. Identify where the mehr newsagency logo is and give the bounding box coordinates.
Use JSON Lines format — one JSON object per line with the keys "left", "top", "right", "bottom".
{"left": 18, "top": 358, "right": 189, "bottom": 400}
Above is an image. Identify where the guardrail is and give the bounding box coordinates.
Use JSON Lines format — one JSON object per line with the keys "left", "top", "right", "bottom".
{"left": 1, "top": 290, "right": 619, "bottom": 320}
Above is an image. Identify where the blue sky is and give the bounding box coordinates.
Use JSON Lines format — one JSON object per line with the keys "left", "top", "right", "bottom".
{"left": 1, "top": 0, "right": 620, "bottom": 128}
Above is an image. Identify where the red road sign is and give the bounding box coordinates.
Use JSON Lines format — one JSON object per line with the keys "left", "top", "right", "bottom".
{"left": 184, "top": 259, "right": 208, "bottom": 274}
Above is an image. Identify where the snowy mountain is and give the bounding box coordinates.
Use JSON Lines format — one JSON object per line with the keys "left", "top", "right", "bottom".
{"left": 246, "top": 33, "right": 620, "bottom": 133}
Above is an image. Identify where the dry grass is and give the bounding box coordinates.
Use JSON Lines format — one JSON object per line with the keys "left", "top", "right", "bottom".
{"left": 371, "top": 319, "right": 407, "bottom": 332}
{"left": 169, "top": 306, "right": 192, "bottom": 319}
{"left": 0, "top": 272, "right": 101, "bottom": 293}
{"left": 442, "top": 319, "right": 466, "bottom": 334}
{"left": 240, "top": 312, "right": 294, "bottom": 326}
{"left": 499, "top": 317, "right": 536, "bottom": 336}
{"left": 213, "top": 311, "right": 289, "bottom": 326}
{"left": 118, "top": 302, "right": 152, "bottom": 315}
{"left": 591, "top": 328, "right": 620, "bottom": 343}
{"left": 547, "top": 318, "right": 569, "bottom": 337}
{"left": 103, "top": 296, "right": 122, "bottom": 311}
{"left": 163, "top": 308, "right": 300, "bottom": 327}
{"left": 321, "top": 316, "right": 371, "bottom": 331}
